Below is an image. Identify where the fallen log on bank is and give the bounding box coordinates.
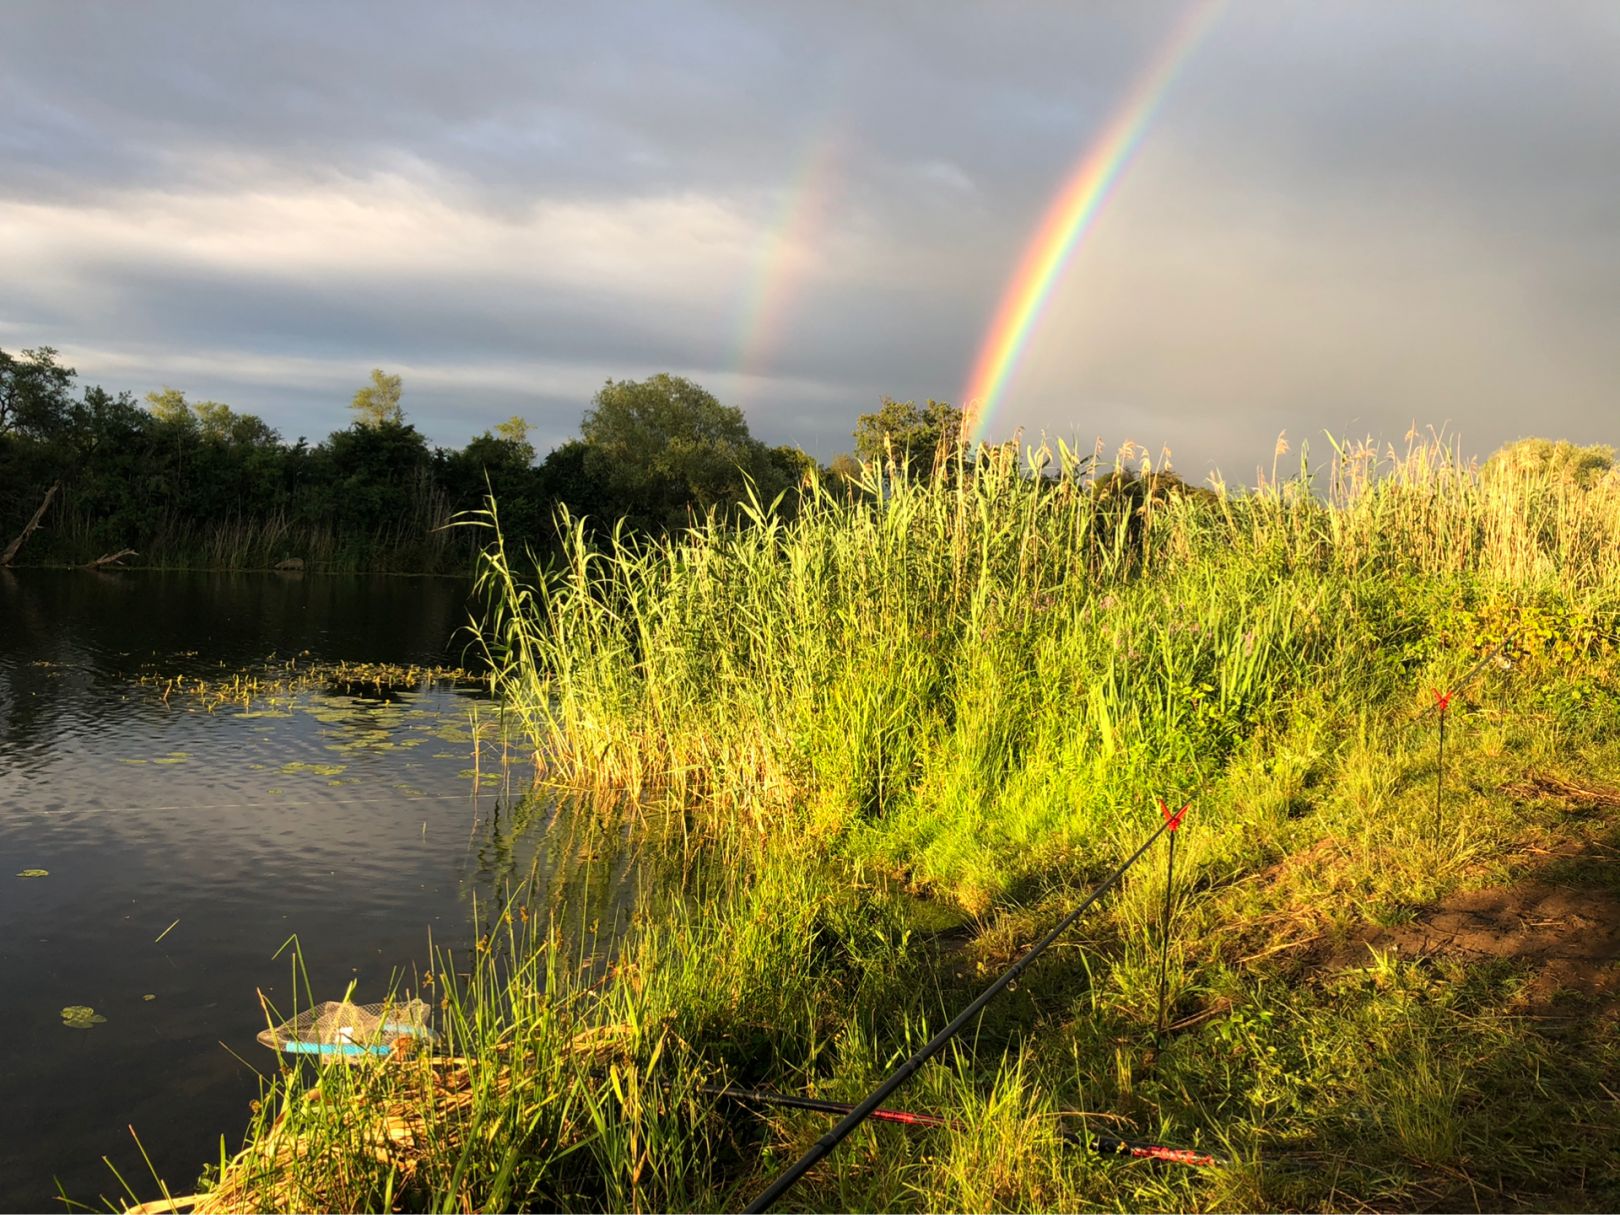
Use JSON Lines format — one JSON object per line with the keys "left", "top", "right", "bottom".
{"left": 85, "top": 548, "right": 138, "bottom": 569}
{"left": 1, "top": 479, "right": 60, "bottom": 565}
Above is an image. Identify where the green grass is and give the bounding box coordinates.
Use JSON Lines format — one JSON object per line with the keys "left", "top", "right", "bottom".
{"left": 128, "top": 433, "right": 1620, "bottom": 1212}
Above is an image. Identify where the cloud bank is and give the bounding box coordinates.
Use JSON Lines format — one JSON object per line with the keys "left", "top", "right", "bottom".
{"left": 4, "top": 1, "right": 1618, "bottom": 477}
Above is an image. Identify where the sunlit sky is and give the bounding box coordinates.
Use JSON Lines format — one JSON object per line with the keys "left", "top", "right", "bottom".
{"left": 5, "top": 2, "right": 1619, "bottom": 481}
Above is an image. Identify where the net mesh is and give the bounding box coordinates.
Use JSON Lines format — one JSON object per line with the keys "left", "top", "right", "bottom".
{"left": 257, "top": 998, "right": 434, "bottom": 1057}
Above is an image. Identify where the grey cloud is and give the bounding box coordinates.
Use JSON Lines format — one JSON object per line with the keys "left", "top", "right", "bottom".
{"left": 5, "top": 1, "right": 1619, "bottom": 474}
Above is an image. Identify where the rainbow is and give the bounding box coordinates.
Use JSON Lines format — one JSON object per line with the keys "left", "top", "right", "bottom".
{"left": 730, "top": 131, "right": 843, "bottom": 402}
{"left": 962, "top": 1, "right": 1224, "bottom": 444}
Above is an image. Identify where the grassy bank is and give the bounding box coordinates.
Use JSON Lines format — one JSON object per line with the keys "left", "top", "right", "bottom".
{"left": 133, "top": 435, "right": 1620, "bottom": 1212}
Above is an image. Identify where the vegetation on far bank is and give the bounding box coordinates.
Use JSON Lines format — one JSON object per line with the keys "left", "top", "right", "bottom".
{"left": 122, "top": 431, "right": 1620, "bottom": 1214}
{"left": 1, "top": 345, "right": 962, "bottom": 574}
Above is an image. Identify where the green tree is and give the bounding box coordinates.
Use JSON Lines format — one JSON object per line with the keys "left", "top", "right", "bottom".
{"left": 145, "top": 387, "right": 196, "bottom": 429}
{"left": 579, "top": 374, "right": 784, "bottom": 528}
{"left": 765, "top": 444, "right": 817, "bottom": 488}
{"left": 2, "top": 349, "right": 148, "bottom": 565}
{"left": 145, "top": 391, "right": 276, "bottom": 446}
{"left": 852, "top": 397, "right": 962, "bottom": 471}
{"left": 536, "top": 440, "right": 606, "bottom": 517}
{"left": 826, "top": 452, "right": 863, "bottom": 482}
{"left": 191, "top": 399, "right": 238, "bottom": 441}
{"left": 350, "top": 368, "right": 405, "bottom": 428}
{"left": 1, "top": 346, "right": 77, "bottom": 440}
{"left": 319, "top": 418, "right": 435, "bottom": 540}
{"left": 1484, "top": 437, "right": 1614, "bottom": 489}
{"left": 463, "top": 415, "right": 535, "bottom": 469}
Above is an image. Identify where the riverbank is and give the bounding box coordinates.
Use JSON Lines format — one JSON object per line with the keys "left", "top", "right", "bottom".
{"left": 129, "top": 438, "right": 1620, "bottom": 1212}
{"left": 5, "top": 559, "right": 472, "bottom": 577}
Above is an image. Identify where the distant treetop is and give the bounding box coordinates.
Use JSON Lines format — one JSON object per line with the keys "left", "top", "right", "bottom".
{"left": 350, "top": 369, "right": 405, "bottom": 428}
{"left": 1484, "top": 437, "right": 1615, "bottom": 488}
{"left": 853, "top": 397, "right": 963, "bottom": 472}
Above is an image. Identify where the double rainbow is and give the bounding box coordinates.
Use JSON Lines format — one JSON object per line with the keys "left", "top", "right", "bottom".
{"left": 962, "top": 1, "right": 1223, "bottom": 445}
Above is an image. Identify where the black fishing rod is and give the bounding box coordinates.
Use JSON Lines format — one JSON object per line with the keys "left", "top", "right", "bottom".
{"left": 1425, "top": 643, "right": 1509, "bottom": 835}
{"left": 1421, "top": 642, "right": 1508, "bottom": 718}
{"left": 743, "top": 809, "right": 1181, "bottom": 1213}
{"left": 1154, "top": 799, "right": 1188, "bottom": 1039}
{"left": 704, "top": 1085, "right": 1223, "bottom": 1168}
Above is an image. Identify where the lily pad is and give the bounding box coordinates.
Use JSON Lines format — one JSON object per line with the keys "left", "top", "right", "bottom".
{"left": 281, "top": 761, "right": 346, "bottom": 777}
{"left": 238, "top": 710, "right": 293, "bottom": 719}
{"left": 61, "top": 1005, "right": 107, "bottom": 1029}
{"left": 17, "top": 868, "right": 49, "bottom": 878}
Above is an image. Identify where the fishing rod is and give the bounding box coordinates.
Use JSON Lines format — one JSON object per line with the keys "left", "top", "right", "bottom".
{"left": 1420, "top": 641, "right": 1509, "bottom": 718}
{"left": 704, "top": 1085, "right": 1223, "bottom": 1168}
{"left": 1424, "top": 642, "right": 1511, "bottom": 836}
{"left": 743, "top": 808, "right": 1182, "bottom": 1213}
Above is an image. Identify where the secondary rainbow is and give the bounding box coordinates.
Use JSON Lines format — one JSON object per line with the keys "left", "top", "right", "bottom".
{"left": 962, "top": 1, "right": 1223, "bottom": 444}
{"left": 730, "top": 131, "right": 842, "bottom": 402}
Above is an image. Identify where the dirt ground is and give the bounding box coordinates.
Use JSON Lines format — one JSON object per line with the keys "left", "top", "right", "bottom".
{"left": 1359, "top": 875, "right": 1620, "bottom": 1014}
{"left": 1344, "top": 773, "right": 1620, "bottom": 1018}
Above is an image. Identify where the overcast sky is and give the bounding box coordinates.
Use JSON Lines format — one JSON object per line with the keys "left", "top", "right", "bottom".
{"left": 4, "top": 1, "right": 1618, "bottom": 481}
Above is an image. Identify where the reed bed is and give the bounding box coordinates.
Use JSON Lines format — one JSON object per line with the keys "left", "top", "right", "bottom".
{"left": 127, "top": 432, "right": 1620, "bottom": 1212}
{"left": 473, "top": 433, "right": 1620, "bottom": 908}
{"left": 48, "top": 490, "right": 466, "bottom": 572}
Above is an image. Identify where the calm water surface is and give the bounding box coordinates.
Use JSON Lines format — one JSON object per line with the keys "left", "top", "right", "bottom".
{"left": 0, "top": 569, "right": 597, "bottom": 1211}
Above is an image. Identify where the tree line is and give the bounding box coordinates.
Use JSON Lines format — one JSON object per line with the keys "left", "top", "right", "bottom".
{"left": 0, "top": 346, "right": 966, "bottom": 572}
{"left": 8, "top": 344, "right": 1606, "bottom": 574}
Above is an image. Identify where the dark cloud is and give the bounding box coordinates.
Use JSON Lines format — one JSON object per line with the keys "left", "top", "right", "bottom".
{"left": 4, "top": 1, "right": 1619, "bottom": 472}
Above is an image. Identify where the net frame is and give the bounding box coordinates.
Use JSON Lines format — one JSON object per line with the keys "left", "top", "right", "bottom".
{"left": 257, "top": 998, "right": 435, "bottom": 1060}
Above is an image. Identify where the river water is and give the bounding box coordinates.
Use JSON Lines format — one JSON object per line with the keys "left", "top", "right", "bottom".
{"left": 0, "top": 569, "right": 580, "bottom": 1210}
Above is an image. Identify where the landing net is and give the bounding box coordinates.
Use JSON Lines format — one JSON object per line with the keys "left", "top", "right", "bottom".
{"left": 257, "top": 998, "right": 434, "bottom": 1060}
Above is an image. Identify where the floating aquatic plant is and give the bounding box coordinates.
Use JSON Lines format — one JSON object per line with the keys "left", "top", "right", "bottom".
{"left": 61, "top": 1006, "right": 106, "bottom": 1029}
{"left": 280, "top": 761, "right": 347, "bottom": 777}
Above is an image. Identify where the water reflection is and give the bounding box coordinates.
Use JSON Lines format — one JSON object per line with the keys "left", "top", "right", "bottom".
{"left": 0, "top": 569, "right": 628, "bottom": 1211}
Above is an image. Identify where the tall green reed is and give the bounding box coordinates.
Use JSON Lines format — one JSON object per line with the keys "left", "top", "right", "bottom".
{"left": 472, "top": 433, "right": 1619, "bottom": 907}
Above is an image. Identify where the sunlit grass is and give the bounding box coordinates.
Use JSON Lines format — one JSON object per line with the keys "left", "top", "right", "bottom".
{"left": 127, "top": 433, "right": 1620, "bottom": 1212}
